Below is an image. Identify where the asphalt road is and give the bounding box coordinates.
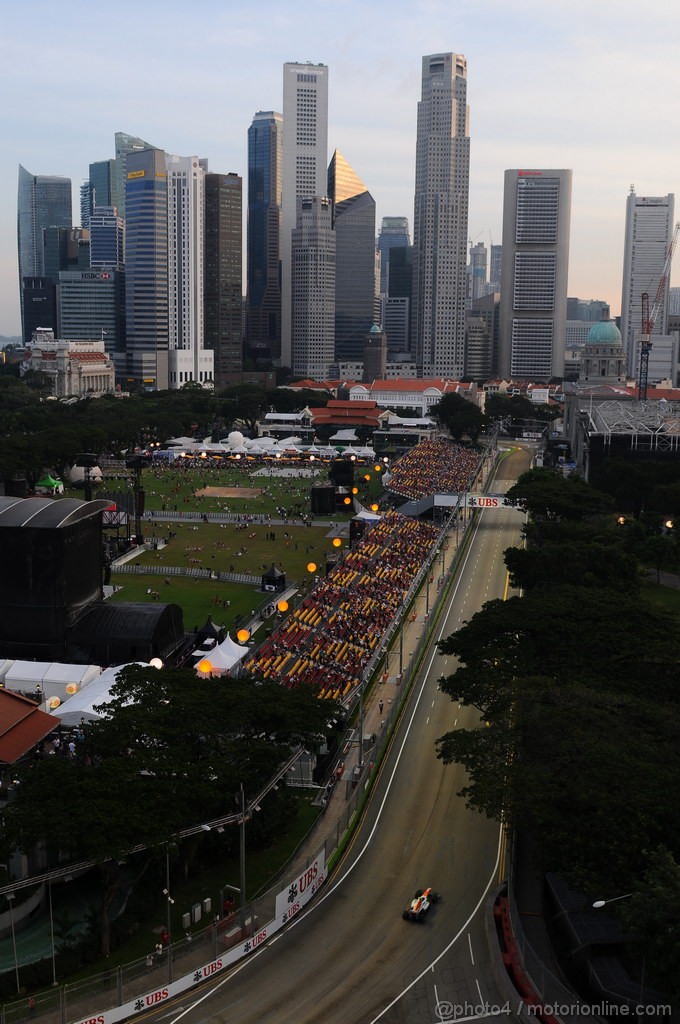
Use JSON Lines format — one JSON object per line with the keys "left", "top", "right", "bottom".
{"left": 152, "top": 449, "right": 531, "bottom": 1024}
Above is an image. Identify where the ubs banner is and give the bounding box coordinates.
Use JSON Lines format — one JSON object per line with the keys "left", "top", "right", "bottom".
{"left": 275, "top": 850, "right": 326, "bottom": 924}
{"left": 73, "top": 851, "right": 327, "bottom": 1024}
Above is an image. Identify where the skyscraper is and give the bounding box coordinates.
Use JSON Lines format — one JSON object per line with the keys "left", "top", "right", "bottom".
{"left": 124, "top": 148, "right": 169, "bottom": 389}
{"left": 499, "top": 169, "right": 572, "bottom": 380}
{"left": 247, "top": 111, "right": 283, "bottom": 365}
{"left": 113, "top": 131, "right": 156, "bottom": 220}
{"left": 489, "top": 244, "right": 502, "bottom": 293}
{"left": 165, "top": 154, "right": 214, "bottom": 389}
{"left": 413, "top": 53, "right": 470, "bottom": 378}
{"left": 291, "top": 196, "right": 335, "bottom": 379}
{"left": 205, "top": 172, "right": 243, "bottom": 386}
{"left": 620, "top": 190, "right": 674, "bottom": 377}
{"left": 17, "top": 165, "right": 72, "bottom": 340}
{"left": 377, "top": 217, "right": 410, "bottom": 296}
{"left": 328, "top": 150, "right": 376, "bottom": 363}
{"left": 89, "top": 207, "right": 124, "bottom": 270}
{"left": 468, "top": 241, "right": 487, "bottom": 304}
{"left": 281, "top": 62, "right": 329, "bottom": 369}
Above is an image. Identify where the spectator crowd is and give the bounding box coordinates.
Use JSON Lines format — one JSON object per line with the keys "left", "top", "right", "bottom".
{"left": 243, "top": 511, "right": 440, "bottom": 700}
{"left": 386, "top": 438, "right": 481, "bottom": 501}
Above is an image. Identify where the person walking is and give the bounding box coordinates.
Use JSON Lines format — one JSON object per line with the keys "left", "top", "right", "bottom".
{"left": 378, "top": 700, "right": 384, "bottom": 715}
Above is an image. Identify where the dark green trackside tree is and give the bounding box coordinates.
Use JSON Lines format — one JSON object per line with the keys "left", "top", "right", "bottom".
{"left": 434, "top": 473, "right": 680, "bottom": 997}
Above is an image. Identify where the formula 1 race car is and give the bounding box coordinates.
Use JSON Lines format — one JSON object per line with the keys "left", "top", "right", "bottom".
{"left": 402, "top": 887, "right": 440, "bottom": 922}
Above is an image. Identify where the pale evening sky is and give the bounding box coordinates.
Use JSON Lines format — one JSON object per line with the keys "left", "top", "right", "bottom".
{"left": 2, "top": 0, "right": 679, "bottom": 337}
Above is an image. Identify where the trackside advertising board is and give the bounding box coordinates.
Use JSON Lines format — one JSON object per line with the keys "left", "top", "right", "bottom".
{"left": 71, "top": 850, "right": 326, "bottom": 1024}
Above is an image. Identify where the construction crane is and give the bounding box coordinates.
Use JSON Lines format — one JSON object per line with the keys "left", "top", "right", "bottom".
{"left": 639, "top": 220, "right": 680, "bottom": 400}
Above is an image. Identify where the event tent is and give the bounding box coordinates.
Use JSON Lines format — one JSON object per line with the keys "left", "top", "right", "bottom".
{"left": 195, "top": 635, "right": 249, "bottom": 678}
{"left": 50, "top": 664, "right": 142, "bottom": 726}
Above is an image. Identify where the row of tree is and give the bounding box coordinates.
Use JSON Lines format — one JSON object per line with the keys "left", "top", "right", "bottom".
{"left": 0, "top": 371, "right": 331, "bottom": 484}
{"left": 435, "top": 469, "right": 680, "bottom": 998}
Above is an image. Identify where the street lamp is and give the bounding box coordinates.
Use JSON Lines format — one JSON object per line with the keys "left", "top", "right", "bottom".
{"left": 593, "top": 895, "right": 644, "bottom": 1010}
{"left": 6, "top": 892, "right": 20, "bottom": 995}
{"left": 592, "top": 893, "right": 633, "bottom": 908}
{"left": 238, "top": 784, "right": 247, "bottom": 936}
{"left": 48, "top": 878, "right": 57, "bottom": 986}
{"left": 163, "top": 848, "right": 175, "bottom": 983}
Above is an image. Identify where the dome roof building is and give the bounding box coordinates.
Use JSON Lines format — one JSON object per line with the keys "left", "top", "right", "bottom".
{"left": 579, "top": 320, "right": 626, "bottom": 385}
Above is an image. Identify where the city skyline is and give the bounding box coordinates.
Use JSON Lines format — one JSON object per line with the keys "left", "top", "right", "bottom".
{"left": 3, "top": 0, "right": 680, "bottom": 336}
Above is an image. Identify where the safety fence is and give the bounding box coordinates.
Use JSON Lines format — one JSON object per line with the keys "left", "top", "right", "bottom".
{"left": 111, "top": 563, "right": 260, "bottom": 587}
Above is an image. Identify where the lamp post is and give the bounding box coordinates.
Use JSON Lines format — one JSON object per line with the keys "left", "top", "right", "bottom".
{"left": 163, "top": 848, "right": 174, "bottom": 983}
{"left": 239, "top": 784, "right": 246, "bottom": 936}
{"left": 593, "top": 894, "right": 644, "bottom": 1011}
{"left": 6, "top": 892, "right": 20, "bottom": 995}
{"left": 48, "top": 878, "right": 57, "bottom": 986}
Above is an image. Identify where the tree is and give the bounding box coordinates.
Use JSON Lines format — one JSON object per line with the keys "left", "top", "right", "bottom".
{"left": 219, "top": 384, "right": 269, "bottom": 434}
{"left": 4, "top": 666, "right": 340, "bottom": 954}
{"left": 622, "top": 847, "right": 680, "bottom": 1000}
{"left": 504, "top": 525, "right": 641, "bottom": 593}
{"left": 432, "top": 392, "right": 486, "bottom": 443}
{"left": 505, "top": 467, "right": 614, "bottom": 522}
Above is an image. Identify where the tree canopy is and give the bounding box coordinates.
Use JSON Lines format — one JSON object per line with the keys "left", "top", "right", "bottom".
{"left": 435, "top": 493, "right": 680, "bottom": 996}
{"left": 432, "top": 392, "right": 486, "bottom": 443}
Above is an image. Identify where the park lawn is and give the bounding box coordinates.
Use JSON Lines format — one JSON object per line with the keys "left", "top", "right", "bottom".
{"left": 141, "top": 462, "right": 327, "bottom": 516}
{"left": 92, "top": 461, "right": 383, "bottom": 518}
{"left": 108, "top": 574, "right": 268, "bottom": 635}
{"left": 136, "top": 523, "right": 343, "bottom": 579}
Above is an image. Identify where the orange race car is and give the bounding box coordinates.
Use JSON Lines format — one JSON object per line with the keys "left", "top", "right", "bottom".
{"left": 402, "top": 887, "right": 441, "bottom": 922}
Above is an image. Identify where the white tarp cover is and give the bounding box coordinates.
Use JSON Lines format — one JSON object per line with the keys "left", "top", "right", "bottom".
{"left": 51, "top": 664, "right": 143, "bottom": 725}
{"left": 195, "top": 635, "right": 249, "bottom": 677}
{"left": 4, "top": 661, "right": 54, "bottom": 690}
{"left": 0, "top": 660, "right": 15, "bottom": 683}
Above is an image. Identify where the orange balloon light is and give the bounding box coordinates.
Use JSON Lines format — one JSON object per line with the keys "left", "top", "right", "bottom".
{"left": 236, "top": 628, "right": 250, "bottom": 643}
{"left": 197, "top": 658, "right": 213, "bottom": 674}
{"left": 351, "top": 487, "right": 358, "bottom": 494}
{"left": 307, "top": 562, "right": 317, "bottom": 573}
{"left": 370, "top": 503, "right": 379, "bottom": 512}
{"left": 49, "top": 696, "right": 61, "bottom": 709}
{"left": 343, "top": 497, "right": 351, "bottom": 505}
{"left": 277, "top": 599, "right": 289, "bottom": 612}
{"left": 65, "top": 683, "right": 78, "bottom": 695}
{"left": 374, "top": 464, "right": 382, "bottom": 472}
{"left": 332, "top": 538, "right": 342, "bottom": 548}
{"left": 364, "top": 474, "right": 371, "bottom": 481}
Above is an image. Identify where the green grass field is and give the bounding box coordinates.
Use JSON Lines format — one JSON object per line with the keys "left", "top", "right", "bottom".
{"left": 110, "top": 522, "right": 347, "bottom": 633}
{"left": 91, "top": 460, "right": 387, "bottom": 517}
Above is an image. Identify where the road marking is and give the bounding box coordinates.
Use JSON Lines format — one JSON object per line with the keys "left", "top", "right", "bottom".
{"left": 467, "top": 931, "right": 475, "bottom": 964}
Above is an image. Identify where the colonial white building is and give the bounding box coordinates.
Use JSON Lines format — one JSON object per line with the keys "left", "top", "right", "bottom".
{"left": 23, "top": 329, "right": 115, "bottom": 398}
{"left": 349, "top": 378, "right": 478, "bottom": 417}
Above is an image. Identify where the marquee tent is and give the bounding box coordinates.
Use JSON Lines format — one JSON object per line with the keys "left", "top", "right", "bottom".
{"left": 51, "top": 664, "right": 143, "bottom": 726}
{"left": 195, "top": 635, "right": 249, "bottom": 678}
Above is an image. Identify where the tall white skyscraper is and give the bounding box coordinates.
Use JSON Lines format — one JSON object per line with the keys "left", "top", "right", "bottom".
{"left": 165, "top": 154, "right": 214, "bottom": 389}
{"left": 620, "top": 190, "right": 674, "bottom": 377}
{"left": 413, "top": 53, "right": 470, "bottom": 378}
{"left": 281, "top": 62, "right": 329, "bottom": 369}
{"left": 499, "top": 169, "right": 572, "bottom": 380}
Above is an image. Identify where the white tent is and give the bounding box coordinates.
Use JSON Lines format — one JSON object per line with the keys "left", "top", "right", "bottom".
{"left": 3, "top": 661, "right": 53, "bottom": 691}
{"left": 51, "top": 664, "right": 142, "bottom": 726}
{"left": 42, "top": 663, "right": 101, "bottom": 700}
{"left": 195, "top": 635, "right": 249, "bottom": 678}
{"left": 0, "top": 660, "right": 15, "bottom": 684}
